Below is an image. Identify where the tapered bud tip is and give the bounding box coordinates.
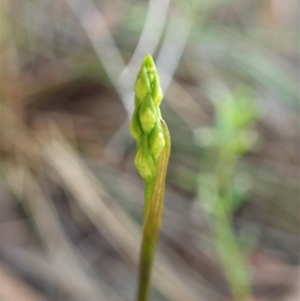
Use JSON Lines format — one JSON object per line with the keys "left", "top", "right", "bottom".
{"left": 134, "top": 66, "right": 151, "bottom": 100}
{"left": 143, "top": 54, "right": 155, "bottom": 70}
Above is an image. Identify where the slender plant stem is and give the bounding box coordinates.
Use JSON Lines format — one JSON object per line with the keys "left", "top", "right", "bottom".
{"left": 131, "top": 54, "right": 170, "bottom": 301}
{"left": 135, "top": 120, "right": 171, "bottom": 301}
{"left": 212, "top": 207, "right": 251, "bottom": 301}
{"left": 213, "top": 151, "right": 251, "bottom": 301}
{"left": 144, "top": 180, "right": 155, "bottom": 217}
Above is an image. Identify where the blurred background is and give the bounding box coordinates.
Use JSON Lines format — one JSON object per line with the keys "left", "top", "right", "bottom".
{"left": 0, "top": 0, "right": 299, "bottom": 300}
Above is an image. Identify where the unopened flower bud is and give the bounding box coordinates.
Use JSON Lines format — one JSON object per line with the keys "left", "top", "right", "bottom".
{"left": 134, "top": 137, "right": 154, "bottom": 181}
{"left": 149, "top": 122, "right": 165, "bottom": 156}
{"left": 135, "top": 66, "right": 151, "bottom": 100}
{"left": 139, "top": 96, "right": 156, "bottom": 134}
{"left": 152, "top": 77, "right": 163, "bottom": 107}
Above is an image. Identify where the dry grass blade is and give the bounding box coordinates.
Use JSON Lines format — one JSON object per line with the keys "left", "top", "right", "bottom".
{"left": 0, "top": 263, "right": 48, "bottom": 301}
{"left": 156, "top": 18, "right": 191, "bottom": 92}
{"left": 65, "top": 0, "right": 131, "bottom": 112}
{"left": 119, "top": 0, "right": 170, "bottom": 79}
{"left": 3, "top": 162, "right": 123, "bottom": 301}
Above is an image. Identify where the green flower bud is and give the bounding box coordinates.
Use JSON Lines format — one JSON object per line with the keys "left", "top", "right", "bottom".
{"left": 143, "top": 54, "right": 156, "bottom": 71}
{"left": 139, "top": 96, "right": 156, "bottom": 134}
{"left": 130, "top": 106, "right": 143, "bottom": 141}
{"left": 149, "top": 122, "right": 165, "bottom": 156}
{"left": 134, "top": 136, "right": 154, "bottom": 181}
{"left": 147, "top": 72, "right": 154, "bottom": 84}
{"left": 135, "top": 66, "right": 151, "bottom": 100}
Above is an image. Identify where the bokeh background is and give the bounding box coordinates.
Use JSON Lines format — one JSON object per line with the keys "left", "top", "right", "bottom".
{"left": 0, "top": 0, "right": 299, "bottom": 301}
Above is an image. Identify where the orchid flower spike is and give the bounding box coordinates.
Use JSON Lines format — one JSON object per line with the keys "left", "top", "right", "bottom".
{"left": 130, "top": 54, "right": 165, "bottom": 181}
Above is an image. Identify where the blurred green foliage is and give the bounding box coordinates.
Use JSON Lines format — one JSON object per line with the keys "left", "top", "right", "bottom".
{"left": 195, "top": 85, "right": 259, "bottom": 300}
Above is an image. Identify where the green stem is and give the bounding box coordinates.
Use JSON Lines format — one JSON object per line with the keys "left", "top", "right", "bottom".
{"left": 144, "top": 180, "right": 155, "bottom": 218}
{"left": 212, "top": 206, "right": 251, "bottom": 301}
{"left": 135, "top": 120, "right": 171, "bottom": 301}
{"left": 213, "top": 151, "right": 251, "bottom": 301}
